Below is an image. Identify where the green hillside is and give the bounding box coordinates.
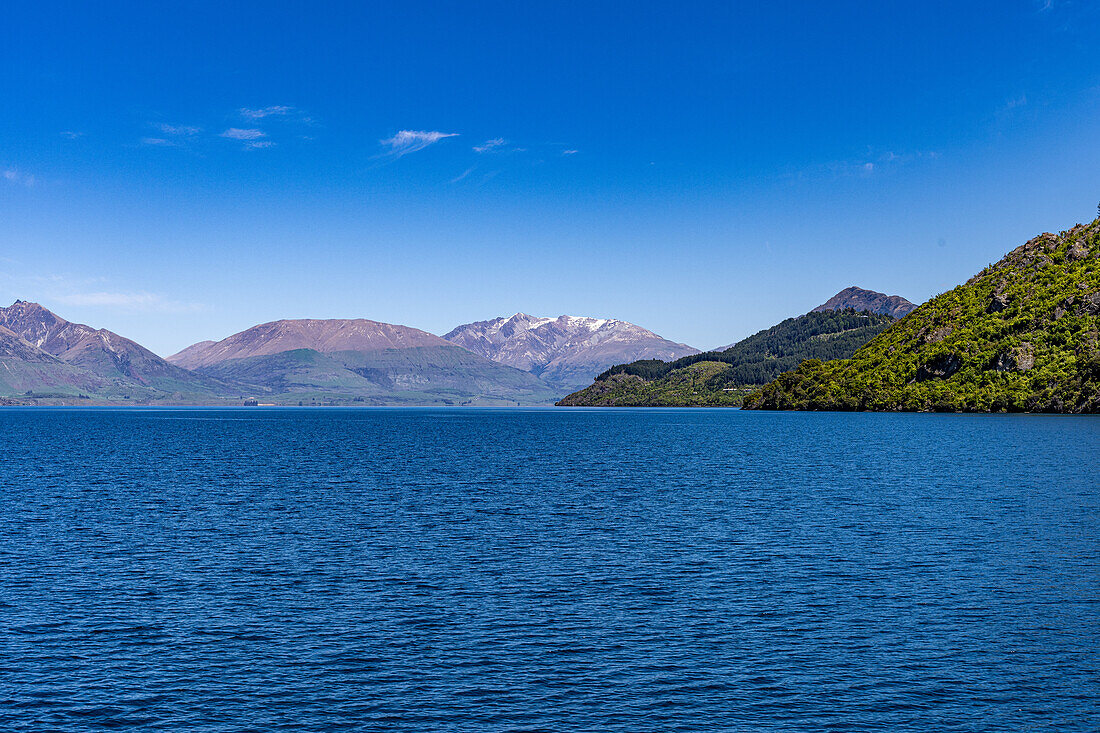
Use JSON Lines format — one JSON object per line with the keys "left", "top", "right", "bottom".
{"left": 743, "top": 219, "right": 1100, "bottom": 413}
{"left": 557, "top": 310, "right": 895, "bottom": 406}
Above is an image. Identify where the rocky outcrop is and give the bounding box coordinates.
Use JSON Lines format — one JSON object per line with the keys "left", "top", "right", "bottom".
{"left": 915, "top": 353, "right": 962, "bottom": 381}
{"left": 988, "top": 343, "right": 1034, "bottom": 372}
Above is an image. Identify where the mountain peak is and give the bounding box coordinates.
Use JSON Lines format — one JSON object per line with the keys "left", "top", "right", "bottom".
{"left": 811, "top": 287, "right": 917, "bottom": 318}
{"left": 5, "top": 299, "right": 61, "bottom": 318}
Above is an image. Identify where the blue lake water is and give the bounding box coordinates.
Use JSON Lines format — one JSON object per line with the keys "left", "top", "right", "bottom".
{"left": 1, "top": 407, "right": 1098, "bottom": 731}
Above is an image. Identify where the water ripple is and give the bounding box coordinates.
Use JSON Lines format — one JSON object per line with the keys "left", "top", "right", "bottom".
{"left": 0, "top": 407, "right": 1097, "bottom": 731}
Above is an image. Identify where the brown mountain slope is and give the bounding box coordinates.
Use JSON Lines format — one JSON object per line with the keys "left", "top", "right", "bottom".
{"left": 168, "top": 319, "right": 449, "bottom": 369}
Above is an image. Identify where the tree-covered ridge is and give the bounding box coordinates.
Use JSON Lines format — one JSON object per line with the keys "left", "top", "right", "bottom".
{"left": 597, "top": 310, "right": 895, "bottom": 383}
{"left": 743, "top": 219, "right": 1100, "bottom": 413}
{"left": 557, "top": 310, "right": 894, "bottom": 406}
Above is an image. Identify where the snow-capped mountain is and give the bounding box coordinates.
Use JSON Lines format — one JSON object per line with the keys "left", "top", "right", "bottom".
{"left": 443, "top": 313, "right": 699, "bottom": 391}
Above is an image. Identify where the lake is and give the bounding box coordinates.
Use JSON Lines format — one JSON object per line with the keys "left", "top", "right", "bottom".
{"left": 1, "top": 407, "right": 1097, "bottom": 731}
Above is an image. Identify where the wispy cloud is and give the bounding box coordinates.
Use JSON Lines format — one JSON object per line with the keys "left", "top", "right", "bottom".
{"left": 54, "top": 290, "right": 208, "bottom": 313}
{"left": 140, "top": 122, "right": 202, "bottom": 147}
{"left": 562, "top": 149, "right": 579, "bottom": 155}
{"left": 60, "top": 131, "right": 83, "bottom": 140}
{"left": 0, "top": 269, "right": 210, "bottom": 314}
{"left": 784, "top": 149, "right": 939, "bottom": 181}
{"left": 219, "top": 128, "right": 273, "bottom": 150}
{"left": 380, "top": 130, "right": 458, "bottom": 157}
{"left": 473, "top": 138, "right": 505, "bottom": 153}
{"left": 220, "top": 127, "right": 266, "bottom": 140}
{"left": 450, "top": 166, "right": 475, "bottom": 183}
{"left": 137, "top": 107, "right": 311, "bottom": 152}
{"left": 154, "top": 122, "right": 201, "bottom": 136}
{"left": 240, "top": 105, "right": 294, "bottom": 119}
{"left": 2, "top": 168, "right": 35, "bottom": 186}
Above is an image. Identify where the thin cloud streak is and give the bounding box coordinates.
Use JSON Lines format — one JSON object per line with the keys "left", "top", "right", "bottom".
{"left": 380, "top": 130, "right": 458, "bottom": 157}
{"left": 240, "top": 105, "right": 294, "bottom": 119}
{"left": 2, "top": 168, "right": 35, "bottom": 186}
{"left": 473, "top": 138, "right": 505, "bottom": 153}
{"left": 450, "top": 166, "right": 475, "bottom": 183}
{"left": 783, "top": 149, "right": 940, "bottom": 181}
{"left": 154, "top": 123, "right": 201, "bottom": 136}
{"left": 220, "top": 128, "right": 266, "bottom": 140}
{"left": 54, "top": 291, "right": 208, "bottom": 313}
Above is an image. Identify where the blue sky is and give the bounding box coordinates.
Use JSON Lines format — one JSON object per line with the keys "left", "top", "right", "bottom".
{"left": 1, "top": 0, "right": 1098, "bottom": 355}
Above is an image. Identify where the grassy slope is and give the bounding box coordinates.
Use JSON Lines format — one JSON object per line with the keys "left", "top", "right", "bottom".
{"left": 557, "top": 310, "right": 895, "bottom": 406}
{"left": 743, "top": 219, "right": 1100, "bottom": 413}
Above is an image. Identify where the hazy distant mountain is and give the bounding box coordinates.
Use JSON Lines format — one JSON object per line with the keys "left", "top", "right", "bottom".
{"left": 812, "top": 287, "right": 917, "bottom": 318}
{"left": 0, "top": 301, "right": 223, "bottom": 399}
{"left": 443, "top": 313, "right": 699, "bottom": 391}
{"left": 168, "top": 318, "right": 560, "bottom": 405}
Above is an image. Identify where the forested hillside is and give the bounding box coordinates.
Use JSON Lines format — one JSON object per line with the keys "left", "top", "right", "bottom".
{"left": 558, "top": 310, "right": 895, "bottom": 406}
{"left": 744, "top": 219, "right": 1100, "bottom": 413}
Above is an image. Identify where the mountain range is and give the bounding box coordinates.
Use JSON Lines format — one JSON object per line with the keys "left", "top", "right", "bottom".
{"left": 0, "top": 284, "right": 935, "bottom": 406}
{"left": 0, "top": 304, "right": 712, "bottom": 404}
{"left": 560, "top": 218, "right": 1100, "bottom": 414}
